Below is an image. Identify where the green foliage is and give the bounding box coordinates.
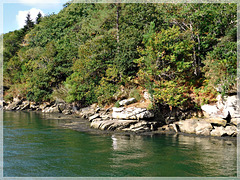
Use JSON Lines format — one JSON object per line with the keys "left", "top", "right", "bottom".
{"left": 203, "top": 27, "right": 237, "bottom": 95}
{"left": 116, "top": 4, "right": 163, "bottom": 77}
{"left": 147, "top": 103, "right": 153, "bottom": 111}
{"left": 129, "top": 88, "right": 141, "bottom": 101}
{"left": 114, "top": 100, "right": 120, "bottom": 108}
{"left": 135, "top": 26, "right": 195, "bottom": 81}
{"left": 52, "top": 85, "right": 68, "bottom": 102}
{"left": 24, "top": 13, "right": 34, "bottom": 31}
{"left": 36, "top": 12, "right": 43, "bottom": 24}
{"left": 192, "top": 85, "right": 218, "bottom": 106}
{"left": 3, "top": 3, "right": 237, "bottom": 109}
{"left": 153, "top": 80, "right": 190, "bottom": 107}
{"left": 134, "top": 26, "right": 195, "bottom": 108}
{"left": 95, "top": 79, "right": 118, "bottom": 106}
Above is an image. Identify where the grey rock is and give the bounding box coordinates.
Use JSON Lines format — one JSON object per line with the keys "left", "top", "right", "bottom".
{"left": 129, "top": 121, "right": 148, "bottom": 130}
{"left": 195, "top": 121, "right": 212, "bottom": 136}
{"left": 159, "top": 125, "right": 170, "bottom": 131}
{"left": 79, "top": 106, "right": 95, "bottom": 118}
{"left": 169, "top": 124, "right": 179, "bottom": 133}
{"left": 20, "top": 101, "right": 30, "bottom": 110}
{"left": 231, "top": 118, "right": 239, "bottom": 126}
{"left": 30, "top": 102, "right": 39, "bottom": 110}
{"left": 216, "top": 95, "right": 225, "bottom": 110}
{"left": 58, "top": 103, "right": 66, "bottom": 112}
{"left": 95, "top": 107, "right": 101, "bottom": 113}
{"left": 210, "top": 125, "right": 237, "bottom": 137}
{"left": 62, "top": 109, "right": 72, "bottom": 115}
{"left": 143, "top": 91, "right": 151, "bottom": 100}
{"left": 210, "top": 126, "right": 226, "bottom": 137}
{"left": 39, "top": 102, "right": 50, "bottom": 110}
{"left": 223, "top": 95, "right": 239, "bottom": 118}
{"left": 88, "top": 114, "right": 100, "bottom": 122}
{"left": 177, "top": 119, "right": 198, "bottom": 134}
{"left": 112, "top": 107, "right": 125, "bottom": 112}
{"left": 90, "top": 120, "right": 103, "bottom": 129}
{"left": 119, "top": 98, "right": 136, "bottom": 106}
{"left": 90, "top": 119, "right": 138, "bottom": 131}
{"left": 112, "top": 107, "right": 154, "bottom": 120}
{"left": 42, "top": 106, "right": 59, "bottom": 113}
{"left": 201, "top": 104, "right": 220, "bottom": 118}
{"left": 204, "top": 118, "right": 227, "bottom": 127}
{"left": 224, "top": 125, "right": 237, "bottom": 136}
{"left": 5, "top": 101, "right": 19, "bottom": 110}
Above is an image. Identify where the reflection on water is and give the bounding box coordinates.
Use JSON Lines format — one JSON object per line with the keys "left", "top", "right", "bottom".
{"left": 111, "top": 135, "right": 148, "bottom": 169}
{"left": 110, "top": 134, "right": 237, "bottom": 177}
{"left": 4, "top": 111, "right": 237, "bottom": 177}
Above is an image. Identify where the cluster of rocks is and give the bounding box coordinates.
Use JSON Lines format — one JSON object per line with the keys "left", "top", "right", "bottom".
{"left": 201, "top": 95, "right": 239, "bottom": 119}
{"left": 160, "top": 118, "right": 237, "bottom": 137}
{"left": 87, "top": 95, "right": 239, "bottom": 137}
{"left": 89, "top": 107, "right": 157, "bottom": 132}
{"left": 77, "top": 98, "right": 158, "bottom": 133}
{"left": 4, "top": 98, "right": 73, "bottom": 115}
{"left": 3, "top": 94, "right": 239, "bottom": 137}
{"left": 160, "top": 95, "right": 239, "bottom": 137}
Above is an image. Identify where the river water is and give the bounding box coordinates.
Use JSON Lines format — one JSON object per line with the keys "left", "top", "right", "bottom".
{"left": 3, "top": 111, "right": 237, "bottom": 177}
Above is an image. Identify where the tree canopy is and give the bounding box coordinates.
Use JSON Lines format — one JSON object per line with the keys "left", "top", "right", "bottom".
{"left": 3, "top": 3, "right": 237, "bottom": 109}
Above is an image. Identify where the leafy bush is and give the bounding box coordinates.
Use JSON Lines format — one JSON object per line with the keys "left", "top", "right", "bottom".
{"left": 95, "top": 79, "right": 118, "bottom": 107}
{"left": 129, "top": 88, "right": 141, "bottom": 101}
{"left": 192, "top": 85, "right": 218, "bottom": 106}
{"left": 114, "top": 100, "right": 120, "bottom": 108}
{"left": 203, "top": 28, "right": 237, "bottom": 95}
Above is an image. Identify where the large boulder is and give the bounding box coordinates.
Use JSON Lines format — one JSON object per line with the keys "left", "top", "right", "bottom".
{"left": 210, "top": 125, "right": 237, "bottom": 137}
{"left": 231, "top": 118, "right": 239, "bottom": 126}
{"left": 112, "top": 107, "right": 154, "bottom": 120}
{"left": 177, "top": 119, "right": 198, "bottom": 134}
{"left": 88, "top": 114, "right": 100, "bottom": 122}
{"left": 90, "top": 119, "right": 138, "bottom": 131}
{"left": 201, "top": 95, "right": 239, "bottom": 119}
{"left": 177, "top": 119, "right": 212, "bottom": 136}
{"left": 201, "top": 104, "right": 221, "bottom": 118}
{"left": 224, "top": 126, "right": 237, "bottom": 137}
{"left": 79, "top": 106, "right": 95, "bottom": 118}
{"left": 204, "top": 118, "right": 227, "bottom": 127}
{"left": 39, "top": 102, "right": 51, "bottom": 110}
{"left": 195, "top": 121, "right": 212, "bottom": 136}
{"left": 223, "top": 95, "right": 239, "bottom": 118}
{"left": 119, "top": 98, "right": 137, "bottom": 106}
{"left": 210, "top": 126, "right": 226, "bottom": 137}
{"left": 5, "top": 102, "right": 19, "bottom": 110}
{"left": 5, "top": 97, "right": 23, "bottom": 111}
{"left": 42, "top": 106, "right": 59, "bottom": 113}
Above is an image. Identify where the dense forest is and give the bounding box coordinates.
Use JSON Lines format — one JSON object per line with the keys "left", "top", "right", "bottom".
{"left": 3, "top": 2, "right": 237, "bottom": 111}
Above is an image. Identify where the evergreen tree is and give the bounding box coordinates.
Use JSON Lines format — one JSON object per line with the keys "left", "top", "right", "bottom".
{"left": 24, "top": 13, "right": 34, "bottom": 31}
{"left": 36, "top": 12, "right": 43, "bottom": 24}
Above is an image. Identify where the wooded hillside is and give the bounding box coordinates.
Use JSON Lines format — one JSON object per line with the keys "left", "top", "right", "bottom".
{"left": 3, "top": 2, "right": 237, "bottom": 110}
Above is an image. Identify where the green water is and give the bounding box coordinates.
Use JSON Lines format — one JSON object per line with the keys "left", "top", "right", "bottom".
{"left": 3, "top": 111, "right": 237, "bottom": 177}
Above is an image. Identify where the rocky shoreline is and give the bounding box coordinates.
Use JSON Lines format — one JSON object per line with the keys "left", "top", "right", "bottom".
{"left": 3, "top": 94, "right": 239, "bottom": 138}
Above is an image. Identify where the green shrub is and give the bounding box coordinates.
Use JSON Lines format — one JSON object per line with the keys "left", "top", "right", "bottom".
{"left": 114, "top": 100, "right": 120, "bottom": 108}
{"left": 129, "top": 88, "right": 141, "bottom": 101}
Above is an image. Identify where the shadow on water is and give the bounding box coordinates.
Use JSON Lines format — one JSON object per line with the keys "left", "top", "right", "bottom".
{"left": 3, "top": 111, "right": 237, "bottom": 177}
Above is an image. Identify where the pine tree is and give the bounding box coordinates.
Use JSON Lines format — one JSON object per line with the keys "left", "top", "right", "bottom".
{"left": 24, "top": 13, "right": 34, "bottom": 31}
{"left": 36, "top": 12, "right": 42, "bottom": 24}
